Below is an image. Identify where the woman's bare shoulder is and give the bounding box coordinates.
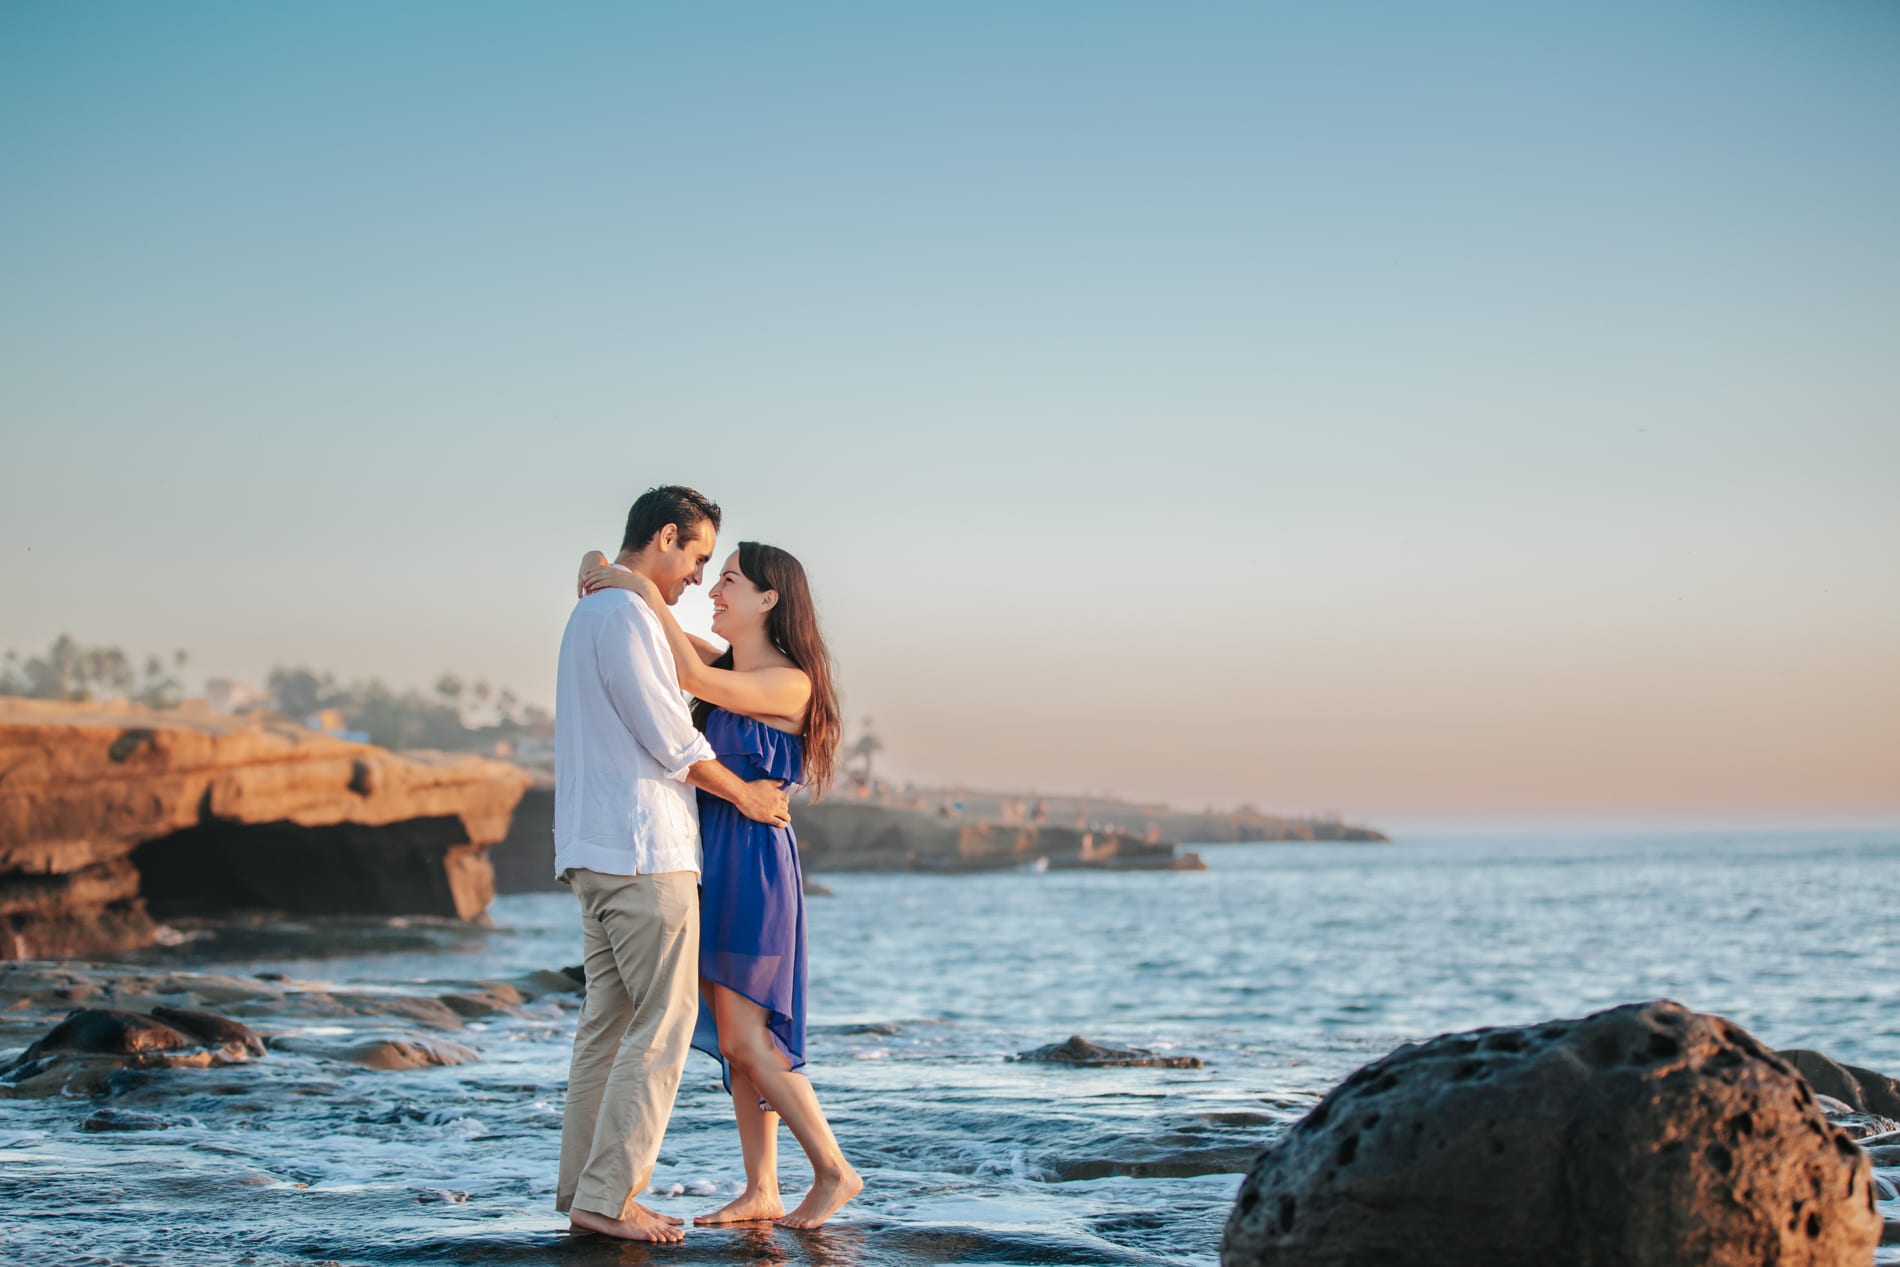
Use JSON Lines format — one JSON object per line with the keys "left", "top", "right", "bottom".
{"left": 748, "top": 656, "right": 807, "bottom": 680}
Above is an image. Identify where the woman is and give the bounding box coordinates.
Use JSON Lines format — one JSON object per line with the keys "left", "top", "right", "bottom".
{"left": 577, "top": 542, "right": 862, "bottom": 1230}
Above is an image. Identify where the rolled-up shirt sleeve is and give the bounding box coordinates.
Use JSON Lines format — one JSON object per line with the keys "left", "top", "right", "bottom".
{"left": 595, "top": 604, "right": 717, "bottom": 781}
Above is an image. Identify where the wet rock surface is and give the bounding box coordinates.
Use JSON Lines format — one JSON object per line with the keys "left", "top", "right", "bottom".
{"left": 1222, "top": 1000, "right": 1883, "bottom": 1267}
{"left": 80, "top": 1107, "right": 200, "bottom": 1132}
{"left": 1829, "top": 1112, "right": 1900, "bottom": 1141}
{"left": 151, "top": 1005, "right": 268, "bottom": 1057}
{"left": 0, "top": 698, "right": 531, "bottom": 958}
{"left": 0, "top": 1003, "right": 268, "bottom": 1096}
{"left": 1043, "top": 1119, "right": 1263, "bottom": 1181}
{"left": 1783, "top": 1048, "right": 1900, "bottom": 1120}
{"left": 1011, "top": 1034, "right": 1204, "bottom": 1068}
{"left": 0, "top": 961, "right": 578, "bottom": 1096}
{"left": 27, "top": 1007, "right": 218, "bottom": 1058}
{"left": 271, "top": 1034, "right": 481, "bottom": 1070}
{"left": 439, "top": 982, "right": 526, "bottom": 1018}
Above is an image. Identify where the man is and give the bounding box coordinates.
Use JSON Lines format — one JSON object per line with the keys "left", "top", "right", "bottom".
{"left": 553, "top": 485, "right": 791, "bottom": 1243}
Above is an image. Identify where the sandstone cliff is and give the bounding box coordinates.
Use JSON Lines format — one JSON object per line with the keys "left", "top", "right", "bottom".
{"left": 0, "top": 699, "right": 531, "bottom": 959}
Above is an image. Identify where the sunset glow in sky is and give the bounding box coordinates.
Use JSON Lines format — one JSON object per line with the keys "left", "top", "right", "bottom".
{"left": 3, "top": 2, "right": 1896, "bottom": 829}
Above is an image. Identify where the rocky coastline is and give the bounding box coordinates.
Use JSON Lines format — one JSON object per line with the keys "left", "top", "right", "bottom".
{"left": 0, "top": 699, "right": 530, "bottom": 959}
{"left": 880, "top": 787, "right": 1390, "bottom": 845}
{"left": 792, "top": 801, "right": 1208, "bottom": 873}
{"left": 489, "top": 786, "right": 1207, "bottom": 893}
{"left": 1, "top": 970, "right": 1892, "bottom": 1262}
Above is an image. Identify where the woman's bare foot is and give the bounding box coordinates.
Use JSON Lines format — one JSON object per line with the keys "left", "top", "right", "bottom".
{"left": 694, "top": 1188, "right": 785, "bottom": 1225}
{"left": 776, "top": 1166, "right": 862, "bottom": 1229}
{"left": 568, "top": 1204, "right": 686, "bottom": 1243}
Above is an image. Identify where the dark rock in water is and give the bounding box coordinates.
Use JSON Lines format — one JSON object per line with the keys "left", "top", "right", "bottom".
{"left": 1012, "top": 1035, "right": 1203, "bottom": 1069}
{"left": 510, "top": 967, "right": 584, "bottom": 999}
{"left": 1051, "top": 1143, "right": 1261, "bottom": 1181}
{"left": 1222, "top": 1000, "right": 1881, "bottom": 1267}
{"left": 818, "top": 1021, "right": 902, "bottom": 1037}
{"left": 1043, "top": 1112, "right": 1276, "bottom": 1181}
{"left": 439, "top": 983, "right": 526, "bottom": 1019}
{"left": 151, "top": 1006, "right": 266, "bottom": 1058}
{"left": 340, "top": 1037, "right": 478, "bottom": 1070}
{"left": 28, "top": 1008, "right": 198, "bottom": 1058}
{"left": 270, "top": 1034, "right": 478, "bottom": 1070}
{"left": 1825, "top": 1111, "right": 1900, "bottom": 1141}
{"left": 80, "top": 1108, "right": 198, "bottom": 1132}
{"left": 560, "top": 963, "right": 586, "bottom": 986}
{"left": 326, "top": 992, "right": 466, "bottom": 1031}
{"left": 1, "top": 1005, "right": 266, "bottom": 1096}
{"left": 1782, "top": 1048, "right": 1900, "bottom": 1120}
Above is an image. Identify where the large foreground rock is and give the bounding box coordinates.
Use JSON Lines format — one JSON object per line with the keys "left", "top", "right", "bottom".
{"left": 0, "top": 699, "right": 530, "bottom": 958}
{"left": 1223, "top": 1000, "right": 1881, "bottom": 1267}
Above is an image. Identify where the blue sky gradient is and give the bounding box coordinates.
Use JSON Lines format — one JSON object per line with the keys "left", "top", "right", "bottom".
{"left": 3, "top": 2, "right": 1896, "bottom": 826}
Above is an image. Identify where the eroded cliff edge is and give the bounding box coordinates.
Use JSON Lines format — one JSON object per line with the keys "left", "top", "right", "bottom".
{"left": 0, "top": 699, "right": 530, "bottom": 959}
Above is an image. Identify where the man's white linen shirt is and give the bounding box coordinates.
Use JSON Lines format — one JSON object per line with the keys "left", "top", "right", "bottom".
{"left": 553, "top": 584, "right": 717, "bottom": 879}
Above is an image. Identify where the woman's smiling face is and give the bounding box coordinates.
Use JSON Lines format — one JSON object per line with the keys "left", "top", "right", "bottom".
{"left": 708, "top": 552, "right": 775, "bottom": 640}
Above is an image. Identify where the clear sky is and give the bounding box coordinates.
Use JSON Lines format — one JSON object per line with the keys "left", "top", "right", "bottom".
{"left": 3, "top": 2, "right": 1896, "bottom": 830}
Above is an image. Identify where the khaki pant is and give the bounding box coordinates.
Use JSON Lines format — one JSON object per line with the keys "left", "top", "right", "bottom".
{"left": 556, "top": 867, "right": 700, "bottom": 1219}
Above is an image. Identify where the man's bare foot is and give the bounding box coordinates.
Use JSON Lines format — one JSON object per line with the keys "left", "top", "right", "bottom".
{"left": 776, "top": 1166, "right": 862, "bottom": 1229}
{"left": 694, "top": 1188, "right": 785, "bottom": 1225}
{"left": 568, "top": 1204, "right": 686, "bottom": 1243}
{"left": 569, "top": 1207, "right": 681, "bottom": 1229}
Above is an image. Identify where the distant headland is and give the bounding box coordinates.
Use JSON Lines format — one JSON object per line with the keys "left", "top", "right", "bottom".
{"left": 1, "top": 636, "right": 1390, "bottom": 953}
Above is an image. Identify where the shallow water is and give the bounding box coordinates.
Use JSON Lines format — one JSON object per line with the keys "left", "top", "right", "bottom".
{"left": 2, "top": 829, "right": 1896, "bottom": 1266}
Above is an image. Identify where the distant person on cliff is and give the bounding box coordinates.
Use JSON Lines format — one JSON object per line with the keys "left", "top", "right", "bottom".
{"left": 553, "top": 485, "right": 792, "bottom": 1244}
{"left": 577, "top": 538, "right": 862, "bottom": 1229}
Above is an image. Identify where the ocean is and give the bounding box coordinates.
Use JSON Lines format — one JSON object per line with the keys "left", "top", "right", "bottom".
{"left": 2, "top": 829, "right": 1896, "bottom": 1265}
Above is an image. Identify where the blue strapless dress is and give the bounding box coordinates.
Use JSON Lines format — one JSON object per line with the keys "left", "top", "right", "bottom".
{"left": 693, "top": 708, "right": 807, "bottom": 1094}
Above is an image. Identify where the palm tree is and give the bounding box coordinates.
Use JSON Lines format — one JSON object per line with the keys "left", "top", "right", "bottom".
{"left": 37, "top": 634, "right": 81, "bottom": 698}
{"left": 434, "top": 673, "right": 465, "bottom": 721}
{"left": 848, "top": 717, "right": 884, "bottom": 786}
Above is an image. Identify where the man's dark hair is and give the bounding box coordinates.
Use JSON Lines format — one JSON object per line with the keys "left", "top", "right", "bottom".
{"left": 621, "top": 485, "right": 721, "bottom": 554}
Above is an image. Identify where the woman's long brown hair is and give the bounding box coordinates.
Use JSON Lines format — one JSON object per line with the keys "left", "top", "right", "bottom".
{"left": 691, "top": 541, "right": 842, "bottom": 797}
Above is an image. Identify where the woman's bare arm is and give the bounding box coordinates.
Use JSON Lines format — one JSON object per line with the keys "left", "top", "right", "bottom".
{"left": 683, "top": 633, "right": 726, "bottom": 666}
{"left": 576, "top": 551, "right": 610, "bottom": 598}
{"left": 579, "top": 559, "right": 811, "bottom": 721}
{"left": 578, "top": 552, "right": 722, "bottom": 664}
